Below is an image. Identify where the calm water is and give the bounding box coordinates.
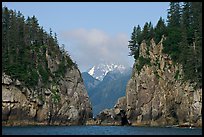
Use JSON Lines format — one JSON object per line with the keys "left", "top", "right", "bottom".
{"left": 2, "top": 126, "right": 202, "bottom": 135}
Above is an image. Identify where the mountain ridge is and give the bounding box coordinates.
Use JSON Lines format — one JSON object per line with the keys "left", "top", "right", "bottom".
{"left": 82, "top": 64, "right": 132, "bottom": 116}
{"left": 87, "top": 63, "right": 128, "bottom": 81}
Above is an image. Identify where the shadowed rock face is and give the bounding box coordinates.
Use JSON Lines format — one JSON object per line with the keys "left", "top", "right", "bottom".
{"left": 93, "top": 108, "right": 130, "bottom": 126}
{"left": 95, "top": 38, "right": 202, "bottom": 127}
{"left": 120, "top": 110, "right": 129, "bottom": 126}
{"left": 2, "top": 66, "right": 93, "bottom": 126}
{"left": 92, "top": 96, "right": 131, "bottom": 126}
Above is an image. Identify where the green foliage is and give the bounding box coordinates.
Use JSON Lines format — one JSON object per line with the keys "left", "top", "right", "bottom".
{"left": 51, "top": 85, "right": 60, "bottom": 104}
{"left": 165, "top": 2, "right": 202, "bottom": 88}
{"left": 65, "top": 55, "right": 75, "bottom": 68}
{"left": 25, "top": 69, "right": 39, "bottom": 87}
{"left": 154, "top": 17, "right": 167, "bottom": 44}
{"left": 174, "top": 70, "right": 180, "bottom": 80}
{"left": 128, "top": 2, "right": 202, "bottom": 89}
{"left": 136, "top": 56, "right": 151, "bottom": 74}
{"left": 140, "top": 22, "right": 152, "bottom": 46}
{"left": 38, "top": 64, "right": 49, "bottom": 84}
{"left": 128, "top": 21, "right": 166, "bottom": 61}
{"left": 128, "top": 26, "right": 140, "bottom": 60}
{"left": 54, "top": 59, "right": 67, "bottom": 78}
{"left": 163, "top": 27, "right": 182, "bottom": 62}
{"left": 5, "top": 64, "right": 25, "bottom": 80}
{"left": 167, "top": 2, "right": 181, "bottom": 27}
{"left": 2, "top": 6, "right": 75, "bottom": 89}
{"left": 51, "top": 91, "right": 60, "bottom": 104}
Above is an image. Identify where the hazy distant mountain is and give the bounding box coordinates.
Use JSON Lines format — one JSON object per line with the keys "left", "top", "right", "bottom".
{"left": 91, "top": 68, "right": 131, "bottom": 116}
{"left": 82, "top": 63, "right": 132, "bottom": 117}
{"left": 82, "top": 72, "right": 100, "bottom": 94}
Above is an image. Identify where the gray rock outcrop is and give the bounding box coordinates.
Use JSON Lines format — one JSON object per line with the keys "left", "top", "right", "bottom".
{"left": 95, "top": 38, "right": 202, "bottom": 127}
{"left": 2, "top": 66, "right": 92, "bottom": 126}
{"left": 125, "top": 38, "right": 202, "bottom": 127}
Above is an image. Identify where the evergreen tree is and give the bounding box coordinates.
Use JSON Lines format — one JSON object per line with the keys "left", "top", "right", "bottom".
{"left": 127, "top": 2, "right": 202, "bottom": 88}
{"left": 141, "top": 22, "right": 149, "bottom": 41}
{"left": 2, "top": 6, "right": 75, "bottom": 88}
{"left": 164, "top": 2, "right": 182, "bottom": 62}
{"left": 167, "top": 2, "right": 181, "bottom": 27}
{"left": 136, "top": 25, "right": 142, "bottom": 45}
{"left": 148, "top": 22, "right": 155, "bottom": 41}
{"left": 154, "top": 17, "right": 167, "bottom": 44}
{"left": 128, "top": 26, "right": 139, "bottom": 60}
{"left": 189, "top": 2, "right": 202, "bottom": 88}
{"left": 2, "top": 7, "right": 10, "bottom": 70}
{"left": 54, "top": 32, "right": 58, "bottom": 45}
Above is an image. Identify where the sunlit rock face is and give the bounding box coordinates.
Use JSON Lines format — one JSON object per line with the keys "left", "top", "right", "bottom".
{"left": 125, "top": 38, "right": 202, "bottom": 127}
{"left": 2, "top": 63, "right": 92, "bottom": 126}
{"left": 95, "top": 38, "right": 202, "bottom": 127}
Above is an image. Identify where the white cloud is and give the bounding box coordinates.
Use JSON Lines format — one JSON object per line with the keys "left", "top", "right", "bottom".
{"left": 60, "top": 28, "right": 134, "bottom": 71}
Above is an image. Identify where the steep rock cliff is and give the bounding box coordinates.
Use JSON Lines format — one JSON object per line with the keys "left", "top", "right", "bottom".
{"left": 125, "top": 38, "right": 202, "bottom": 127}
{"left": 2, "top": 7, "right": 92, "bottom": 126}
{"left": 96, "top": 38, "right": 202, "bottom": 127}
{"left": 2, "top": 56, "right": 92, "bottom": 126}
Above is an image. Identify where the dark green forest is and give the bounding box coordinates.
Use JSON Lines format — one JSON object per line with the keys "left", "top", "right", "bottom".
{"left": 2, "top": 7, "right": 75, "bottom": 88}
{"left": 128, "top": 2, "right": 202, "bottom": 89}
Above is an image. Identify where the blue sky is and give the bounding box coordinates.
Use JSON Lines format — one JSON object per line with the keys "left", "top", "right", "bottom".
{"left": 2, "top": 2, "right": 170, "bottom": 72}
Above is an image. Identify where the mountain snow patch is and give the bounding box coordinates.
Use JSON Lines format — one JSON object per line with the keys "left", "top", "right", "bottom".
{"left": 87, "top": 63, "right": 129, "bottom": 81}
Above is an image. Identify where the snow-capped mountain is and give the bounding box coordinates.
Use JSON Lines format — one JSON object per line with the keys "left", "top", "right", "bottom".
{"left": 87, "top": 63, "right": 128, "bottom": 81}
{"left": 83, "top": 64, "right": 132, "bottom": 116}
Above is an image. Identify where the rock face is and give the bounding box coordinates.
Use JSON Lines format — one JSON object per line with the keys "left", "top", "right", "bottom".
{"left": 2, "top": 66, "right": 93, "bottom": 126}
{"left": 93, "top": 96, "right": 130, "bottom": 126}
{"left": 2, "top": 7, "right": 92, "bottom": 126}
{"left": 96, "top": 38, "right": 202, "bottom": 127}
{"left": 125, "top": 38, "right": 202, "bottom": 127}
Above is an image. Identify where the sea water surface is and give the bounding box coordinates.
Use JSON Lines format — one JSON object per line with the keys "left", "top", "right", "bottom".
{"left": 2, "top": 126, "right": 202, "bottom": 135}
